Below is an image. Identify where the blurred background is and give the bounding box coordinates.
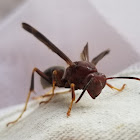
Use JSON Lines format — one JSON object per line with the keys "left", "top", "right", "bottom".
{"left": 0, "top": 0, "right": 140, "bottom": 109}
{"left": 0, "top": 0, "right": 25, "bottom": 21}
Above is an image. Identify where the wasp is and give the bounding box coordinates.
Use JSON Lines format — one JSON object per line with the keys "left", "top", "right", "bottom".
{"left": 7, "top": 23, "right": 140, "bottom": 126}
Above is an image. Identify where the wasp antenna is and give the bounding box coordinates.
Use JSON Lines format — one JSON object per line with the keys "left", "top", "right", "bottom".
{"left": 106, "top": 77, "right": 140, "bottom": 81}
{"left": 75, "top": 78, "right": 93, "bottom": 103}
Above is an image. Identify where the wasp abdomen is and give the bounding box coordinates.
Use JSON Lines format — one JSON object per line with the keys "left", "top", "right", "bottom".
{"left": 40, "top": 66, "right": 65, "bottom": 89}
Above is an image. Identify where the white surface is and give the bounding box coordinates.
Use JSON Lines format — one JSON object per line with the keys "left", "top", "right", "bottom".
{"left": 0, "top": 63, "right": 140, "bottom": 140}
{"left": 0, "top": 0, "right": 140, "bottom": 110}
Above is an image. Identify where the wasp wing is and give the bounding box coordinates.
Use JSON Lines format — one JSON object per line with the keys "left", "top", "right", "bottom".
{"left": 22, "top": 23, "right": 73, "bottom": 66}
{"left": 80, "top": 43, "right": 89, "bottom": 62}
{"left": 91, "top": 49, "right": 110, "bottom": 65}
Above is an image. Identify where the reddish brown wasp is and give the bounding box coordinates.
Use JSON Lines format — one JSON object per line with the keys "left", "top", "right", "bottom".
{"left": 7, "top": 23, "right": 140, "bottom": 126}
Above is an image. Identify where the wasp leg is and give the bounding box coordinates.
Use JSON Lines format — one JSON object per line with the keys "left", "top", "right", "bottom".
{"left": 39, "top": 80, "right": 56, "bottom": 104}
{"left": 7, "top": 68, "right": 50, "bottom": 127}
{"left": 39, "top": 70, "right": 58, "bottom": 104}
{"left": 49, "top": 89, "right": 71, "bottom": 96}
{"left": 106, "top": 83, "right": 126, "bottom": 92}
{"left": 32, "top": 89, "right": 71, "bottom": 100}
{"left": 32, "top": 89, "right": 52, "bottom": 100}
{"left": 67, "top": 83, "right": 75, "bottom": 117}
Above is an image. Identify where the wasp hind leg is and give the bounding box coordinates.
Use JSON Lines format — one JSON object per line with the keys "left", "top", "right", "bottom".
{"left": 7, "top": 68, "right": 50, "bottom": 126}
{"left": 32, "top": 89, "right": 71, "bottom": 100}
